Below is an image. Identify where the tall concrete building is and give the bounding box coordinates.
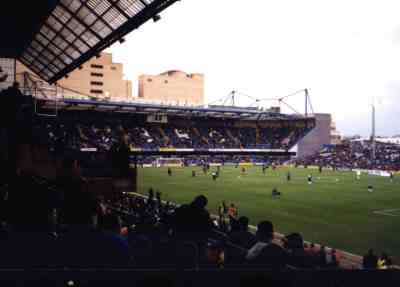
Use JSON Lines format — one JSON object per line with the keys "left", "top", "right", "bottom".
{"left": 297, "top": 113, "right": 332, "bottom": 157}
{"left": 138, "top": 70, "right": 204, "bottom": 106}
{"left": 16, "top": 52, "right": 132, "bottom": 101}
{"left": 0, "top": 58, "right": 15, "bottom": 90}
{"left": 330, "top": 120, "right": 342, "bottom": 145}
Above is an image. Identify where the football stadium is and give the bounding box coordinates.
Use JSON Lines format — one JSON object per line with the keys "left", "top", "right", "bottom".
{"left": 1, "top": 0, "right": 400, "bottom": 285}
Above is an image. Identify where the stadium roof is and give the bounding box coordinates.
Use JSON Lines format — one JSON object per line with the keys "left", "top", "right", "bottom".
{"left": 39, "top": 98, "right": 315, "bottom": 121}
{"left": 1, "top": 0, "right": 180, "bottom": 83}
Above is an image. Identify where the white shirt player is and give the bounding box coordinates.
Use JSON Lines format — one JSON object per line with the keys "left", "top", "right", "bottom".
{"left": 356, "top": 170, "right": 361, "bottom": 180}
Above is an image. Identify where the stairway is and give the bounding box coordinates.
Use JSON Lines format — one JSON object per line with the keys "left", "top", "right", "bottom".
{"left": 192, "top": 127, "right": 201, "bottom": 137}
{"left": 226, "top": 129, "right": 240, "bottom": 145}
{"left": 256, "top": 126, "right": 261, "bottom": 145}
{"left": 158, "top": 126, "right": 170, "bottom": 146}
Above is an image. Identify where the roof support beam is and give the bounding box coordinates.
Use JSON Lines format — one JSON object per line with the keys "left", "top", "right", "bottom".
{"left": 50, "top": 15, "right": 92, "bottom": 52}
{"left": 58, "top": 1, "right": 103, "bottom": 42}
{"left": 105, "top": 0, "right": 131, "bottom": 23}
{"left": 83, "top": 1, "right": 115, "bottom": 32}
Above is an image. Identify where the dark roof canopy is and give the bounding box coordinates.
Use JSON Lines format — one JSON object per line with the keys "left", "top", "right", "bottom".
{"left": 1, "top": 0, "right": 180, "bottom": 83}
{"left": 0, "top": 1, "right": 58, "bottom": 58}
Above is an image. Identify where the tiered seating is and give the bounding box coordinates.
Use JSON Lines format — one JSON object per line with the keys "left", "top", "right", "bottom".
{"left": 296, "top": 140, "right": 400, "bottom": 171}
{"left": 0, "top": 166, "right": 394, "bottom": 270}
{"left": 32, "top": 111, "right": 312, "bottom": 152}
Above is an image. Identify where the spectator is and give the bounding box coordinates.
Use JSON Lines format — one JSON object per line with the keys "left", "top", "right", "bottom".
{"left": 378, "top": 252, "right": 391, "bottom": 269}
{"left": 317, "top": 245, "right": 328, "bottom": 268}
{"left": 329, "top": 248, "right": 340, "bottom": 268}
{"left": 245, "top": 221, "right": 288, "bottom": 269}
{"left": 228, "top": 203, "right": 238, "bottom": 229}
{"left": 363, "top": 249, "right": 378, "bottom": 269}
{"left": 58, "top": 197, "right": 130, "bottom": 268}
{"left": 229, "top": 216, "right": 257, "bottom": 249}
{"left": 307, "top": 243, "right": 318, "bottom": 256}
{"left": 284, "top": 233, "right": 313, "bottom": 268}
{"left": 171, "top": 195, "right": 213, "bottom": 242}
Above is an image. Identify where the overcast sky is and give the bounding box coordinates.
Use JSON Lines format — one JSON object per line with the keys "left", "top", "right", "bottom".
{"left": 109, "top": 0, "right": 400, "bottom": 137}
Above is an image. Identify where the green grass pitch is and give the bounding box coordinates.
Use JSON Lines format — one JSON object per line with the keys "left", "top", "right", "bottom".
{"left": 137, "top": 166, "right": 400, "bottom": 262}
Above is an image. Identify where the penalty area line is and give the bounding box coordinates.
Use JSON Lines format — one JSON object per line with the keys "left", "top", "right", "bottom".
{"left": 372, "top": 208, "right": 400, "bottom": 217}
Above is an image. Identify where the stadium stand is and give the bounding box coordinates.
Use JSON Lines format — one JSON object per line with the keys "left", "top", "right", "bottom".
{"left": 295, "top": 140, "right": 400, "bottom": 171}
{"left": 0, "top": 172, "right": 344, "bottom": 269}
{"left": 29, "top": 106, "right": 314, "bottom": 153}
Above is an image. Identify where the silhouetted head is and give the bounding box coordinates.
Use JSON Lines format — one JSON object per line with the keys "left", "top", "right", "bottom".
{"left": 238, "top": 216, "right": 249, "bottom": 231}
{"left": 191, "top": 195, "right": 208, "bottom": 209}
{"left": 285, "top": 233, "right": 304, "bottom": 250}
{"left": 256, "top": 220, "right": 274, "bottom": 242}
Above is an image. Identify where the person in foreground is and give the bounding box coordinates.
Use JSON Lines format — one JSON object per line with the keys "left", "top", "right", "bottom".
{"left": 245, "top": 220, "right": 288, "bottom": 269}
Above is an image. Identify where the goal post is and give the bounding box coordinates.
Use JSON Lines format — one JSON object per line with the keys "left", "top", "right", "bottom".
{"left": 155, "top": 157, "right": 184, "bottom": 168}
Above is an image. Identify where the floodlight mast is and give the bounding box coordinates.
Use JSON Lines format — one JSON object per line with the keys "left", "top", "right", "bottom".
{"left": 371, "top": 102, "right": 376, "bottom": 162}
{"left": 277, "top": 89, "right": 313, "bottom": 116}
{"left": 207, "top": 88, "right": 314, "bottom": 117}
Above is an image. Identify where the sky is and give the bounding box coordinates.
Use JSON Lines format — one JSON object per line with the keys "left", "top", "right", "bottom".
{"left": 109, "top": 0, "right": 400, "bottom": 137}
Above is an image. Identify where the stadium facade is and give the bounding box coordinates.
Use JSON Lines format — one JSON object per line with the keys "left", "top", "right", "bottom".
{"left": 297, "top": 113, "right": 332, "bottom": 157}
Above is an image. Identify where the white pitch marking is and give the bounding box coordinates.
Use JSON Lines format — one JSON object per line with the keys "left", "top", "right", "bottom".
{"left": 373, "top": 208, "right": 400, "bottom": 217}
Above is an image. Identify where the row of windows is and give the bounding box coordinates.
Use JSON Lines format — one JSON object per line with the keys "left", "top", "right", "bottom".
{"left": 91, "top": 72, "right": 103, "bottom": 77}
{"left": 91, "top": 81, "right": 103, "bottom": 86}
{"left": 90, "top": 64, "right": 117, "bottom": 71}
{"left": 90, "top": 89, "right": 103, "bottom": 94}
{"left": 90, "top": 64, "right": 103, "bottom": 69}
{"left": 147, "top": 78, "right": 169, "bottom": 84}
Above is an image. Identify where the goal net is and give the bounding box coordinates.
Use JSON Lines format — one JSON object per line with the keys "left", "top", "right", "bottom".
{"left": 155, "top": 157, "right": 184, "bottom": 168}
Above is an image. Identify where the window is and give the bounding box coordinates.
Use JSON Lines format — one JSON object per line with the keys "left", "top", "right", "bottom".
{"left": 111, "top": 66, "right": 116, "bottom": 70}
{"left": 90, "top": 89, "right": 103, "bottom": 94}
{"left": 164, "top": 80, "right": 168, "bottom": 84}
{"left": 91, "top": 72, "right": 103, "bottom": 77}
{"left": 91, "top": 81, "right": 103, "bottom": 86}
{"left": 91, "top": 64, "right": 103, "bottom": 69}
{"left": 147, "top": 78, "right": 152, "bottom": 82}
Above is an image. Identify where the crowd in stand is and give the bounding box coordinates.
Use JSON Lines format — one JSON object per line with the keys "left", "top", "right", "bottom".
{"left": 295, "top": 140, "right": 400, "bottom": 171}
{"left": 0, "top": 146, "right": 345, "bottom": 269}
{"left": 30, "top": 111, "right": 311, "bottom": 152}
{"left": 0, "top": 156, "right": 341, "bottom": 269}
{"left": 0, "top": 159, "right": 395, "bottom": 269}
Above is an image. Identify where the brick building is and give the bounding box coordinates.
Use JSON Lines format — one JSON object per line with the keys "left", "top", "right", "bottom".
{"left": 138, "top": 70, "right": 204, "bottom": 106}
{"left": 16, "top": 52, "right": 132, "bottom": 101}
